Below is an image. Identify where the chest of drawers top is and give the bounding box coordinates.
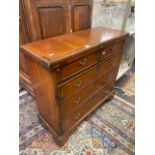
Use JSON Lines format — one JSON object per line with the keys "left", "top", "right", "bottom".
{"left": 21, "top": 27, "right": 128, "bottom": 69}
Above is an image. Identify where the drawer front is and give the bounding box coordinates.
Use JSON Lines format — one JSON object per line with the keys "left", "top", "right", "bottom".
{"left": 61, "top": 52, "right": 99, "bottom": 80}
{"left": 58, "top": 65, "right": 99, "bottom": 99}
{"left": 100, "top": 41, "right": 123, "bottom": 60}
{"left": 61, "top": 81, "right": 115, "bottom": 132}
{"left": 60, "top": 69, "right": 115, "bottom": 115}
{"left": 98, "top": 52, "right": 121, "bottom": 75}
{"left": 58, "top": 53, "right": 120, "bottom": 99}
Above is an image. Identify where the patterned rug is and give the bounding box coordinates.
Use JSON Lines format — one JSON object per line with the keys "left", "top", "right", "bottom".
{"left": 19, "top": 88, "right": 135, "bottom": 155}
{"left": 122, "top": 75, "right": 135, "bottom": 97}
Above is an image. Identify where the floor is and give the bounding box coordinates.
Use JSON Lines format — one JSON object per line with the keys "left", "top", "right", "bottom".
{"left": 19, "top": 69, "right": 135, "bottom": 155}
{"left": 115, "top": 62, "right": 135, "bottom": 106}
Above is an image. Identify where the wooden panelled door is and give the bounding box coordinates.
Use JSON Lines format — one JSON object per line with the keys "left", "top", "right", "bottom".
{"left": 21, "top": 0, "right": 93, "bottom": 41}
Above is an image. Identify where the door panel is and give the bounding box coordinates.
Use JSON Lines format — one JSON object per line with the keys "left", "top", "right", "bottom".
{"left": 22, "top": 0, "right": 70, "bottom": 41}
{"left": 19, "top": 51, "right": 28, "bottom": 75}
{"left": 73, "top": 5, "right": 91, "bottom": 32}
{"left": 38, "top": 6, "right": 66, "bottom": 38}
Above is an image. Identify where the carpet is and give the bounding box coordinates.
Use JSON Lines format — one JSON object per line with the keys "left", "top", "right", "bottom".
{"left": 122, "top": 75, "right": 135, "bottom": 97}
{"left": 19, "top": 88, "right": 135, "bottom": 155}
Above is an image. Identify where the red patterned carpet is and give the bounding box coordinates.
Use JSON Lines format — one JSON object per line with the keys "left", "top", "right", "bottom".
{"left": 19, "top": 87, "right": 135, "bottom": 155}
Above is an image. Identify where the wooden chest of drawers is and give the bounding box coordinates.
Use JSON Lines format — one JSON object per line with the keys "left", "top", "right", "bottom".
{"left": 21, "top": 27, "right": 128, "bottom": 146}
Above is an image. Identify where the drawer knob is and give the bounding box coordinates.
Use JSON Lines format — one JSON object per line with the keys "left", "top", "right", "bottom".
{"left": 74, "top": 113, "right": 81, "bottom": 120}
{"left": 74, "top": 97, "right": 81, "bottom": 105}
{"left": 75, "top": 80, "right": 83, "bottom": 88}
{"left": 79, "top": 58, "right": 87, "bottom": 66}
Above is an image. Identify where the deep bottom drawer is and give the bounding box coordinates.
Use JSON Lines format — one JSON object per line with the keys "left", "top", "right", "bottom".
{"left": 62, "top": 82, "right": 115, "bottom": 132}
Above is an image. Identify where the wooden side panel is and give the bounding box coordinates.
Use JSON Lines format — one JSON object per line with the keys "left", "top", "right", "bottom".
{"left": 19, "top": 0, "right": 30, "bottom": 76}
{"left": 38, "top": 7, "right": 66, "bottom": 38}
{"left": 19, "top": 53, "right": 28, "bottom": 75}
{"left": 73, "top": 5, "right": 91, "bottom": 31}
{"left": 19, "top": 21, "right": 29, "bottom": 75}
{"left": 27, "top": 57, "right": 61, "bottom": 134}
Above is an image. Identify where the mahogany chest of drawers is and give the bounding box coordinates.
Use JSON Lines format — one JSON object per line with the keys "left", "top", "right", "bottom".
{"left": 21, "top": 27, "right": 128, "bottom": 146}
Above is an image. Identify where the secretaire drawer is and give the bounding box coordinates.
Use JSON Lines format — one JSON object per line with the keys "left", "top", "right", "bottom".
{"left": 60, "top": 69, "right": 115, "bottom": 115}
{"left": 61, "top": 52, "right": 99, "bottom": 80}
{"left": 100, "top": 41, "right": 123, "bottom": 60}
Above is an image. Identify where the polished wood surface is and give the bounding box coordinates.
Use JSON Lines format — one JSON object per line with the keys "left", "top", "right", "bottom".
{"left": 21, "top": 27, "right": 129, "bottom": 146}
{"left": 60, "top": 67, "right": 116, "bottom": 116}
{"left": 100, "top": 41, "right": 123, "bottom": 60}
{"left": 73, "top": 4, "right": 92, "bottom": 31}
{"left": 62, "top": 78, "right": 115, "bottom": 132}
{"left": 28, "top": 57, "right": 61, "bottom": 134}
{"left": 21, "top": 0, "right": 93, "bottom": 41}
{"left": 61, "top": 52, "right": 99, "bottom": 80}
{"left": 19, "top": 0, "right": 93, "bottom": 95}
{"left": 21, "top": 27, "right": 127, "bottom": 68}
{"left": 59, "top": 64, "right": 103, "bottom": 99}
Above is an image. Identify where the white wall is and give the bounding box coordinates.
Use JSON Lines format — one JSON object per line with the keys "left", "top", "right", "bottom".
{"left": 92, "top": 0, "right": 135, "bottom": 33}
